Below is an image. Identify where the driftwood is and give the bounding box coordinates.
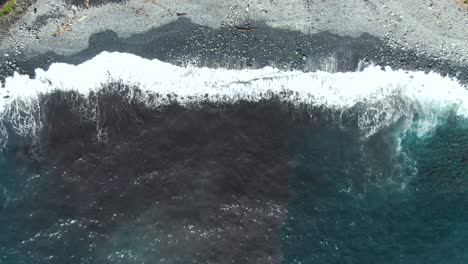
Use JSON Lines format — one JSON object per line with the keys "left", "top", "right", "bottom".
{"left": 235, "top": 26, "right": 256, "bottom": 32}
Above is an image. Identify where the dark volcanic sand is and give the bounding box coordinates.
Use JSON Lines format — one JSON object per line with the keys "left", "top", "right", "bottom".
{"left": 1, "top": 18, "right": 467, "bottom": 85}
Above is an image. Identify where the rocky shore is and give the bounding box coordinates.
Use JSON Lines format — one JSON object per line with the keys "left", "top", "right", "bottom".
{"left": 0, "top": 0, "right": 467, "bottom": 83}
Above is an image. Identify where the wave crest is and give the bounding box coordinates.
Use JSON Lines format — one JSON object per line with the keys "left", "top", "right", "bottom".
{"left": 0, "top": 52, "right": 466, "bottom": 148}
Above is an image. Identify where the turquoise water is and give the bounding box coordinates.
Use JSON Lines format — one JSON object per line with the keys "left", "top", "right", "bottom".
{"left": 282, "top": 114, "right": 468, "bottom": 263}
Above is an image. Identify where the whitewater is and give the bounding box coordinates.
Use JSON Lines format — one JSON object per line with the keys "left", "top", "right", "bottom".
{"left": 0, "top": 51, "right": 467, "bottom": 264}
{"left": 0, "top": 51, "right": 467, "bottom": 146}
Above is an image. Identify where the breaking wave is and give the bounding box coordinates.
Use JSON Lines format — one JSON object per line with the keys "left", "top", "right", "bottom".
{"left": 0, "top": 52, "right": 467, "bottom": 263}
{"left": 0, "top": 52, "right": 466, "bottom": 147}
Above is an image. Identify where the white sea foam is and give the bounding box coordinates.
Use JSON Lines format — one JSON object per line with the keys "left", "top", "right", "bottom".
{"left": 0, "top": 51, "right": 466, "bottom": 143}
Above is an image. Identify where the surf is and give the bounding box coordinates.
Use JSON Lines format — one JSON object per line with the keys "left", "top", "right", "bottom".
{"left": 0, "top": 51, "right": 467, "bottom": 263}
{"left": 0, "top": 52, "right": 466, "bottom": 146}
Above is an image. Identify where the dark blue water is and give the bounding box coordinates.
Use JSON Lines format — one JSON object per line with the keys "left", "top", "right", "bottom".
{"left": 282, "top": 114, "right": 468, "bottom": 264}
{"left": 0, "top": 87, "right": 467, "bottom": 263}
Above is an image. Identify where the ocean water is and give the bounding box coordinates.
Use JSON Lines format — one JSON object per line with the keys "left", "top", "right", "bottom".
{"left": 0, "top": 52, "right": 467, "bottom": 263}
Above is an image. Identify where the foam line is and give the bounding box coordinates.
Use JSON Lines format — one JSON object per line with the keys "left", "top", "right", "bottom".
{"left": 0, "top": 52, "right": 467, "bottom": 139}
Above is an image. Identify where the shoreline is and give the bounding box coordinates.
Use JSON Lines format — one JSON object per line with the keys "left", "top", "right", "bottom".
{"left": 1, "top": 19, "right": 467, "bottom": 86}
{"left": 0, "top": 1, "right": 467, "bottom": 263}
{"left": 0, "top": 0, "right": 467, "bottom": 84}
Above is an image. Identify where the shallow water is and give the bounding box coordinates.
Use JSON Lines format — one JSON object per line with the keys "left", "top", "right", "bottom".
{"left": 0, "top": 53, "right": 467, "bottom": 263}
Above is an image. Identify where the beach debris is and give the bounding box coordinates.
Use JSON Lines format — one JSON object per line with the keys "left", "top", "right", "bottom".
{"left": 458, "top": 0, "right": 468, "bottom": 8}
{"left": 135, "top": 7, "right": 148, "bottom": 17}
{"left": 53, "top": 23, "right": 72, "bottom": 37}
{"left": 235, "top": 25, "right": 256, "bottom": 32}
{"left": 51, "top": 11, "right": 89, "bottom": 37}
{"left": 84, "top": 0, "right": 89, "bottom": 9}
{"left": 52, "top": 16, "right": 75, "bottom": 37}
{"left": 176, "top": 12, "right": 187, "bottom": 16}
